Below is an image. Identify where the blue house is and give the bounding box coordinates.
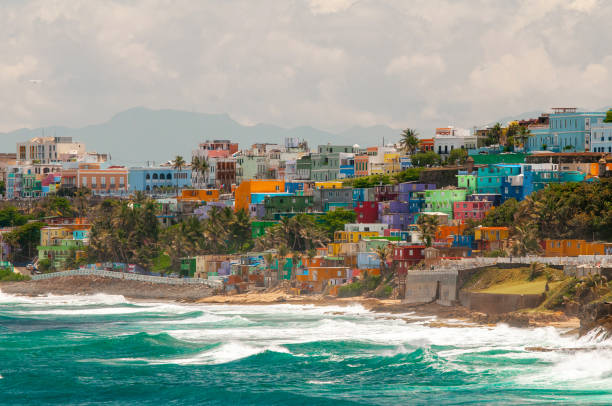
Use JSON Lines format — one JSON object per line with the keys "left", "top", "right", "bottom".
{"left": 128, "top": 167, "right": 192, "bottom": 194}
{"left": 526, "top": 108, "right": 607, "bottom": 152}
{"left": 476, "top": 164, "right": 521, "bottom": 195}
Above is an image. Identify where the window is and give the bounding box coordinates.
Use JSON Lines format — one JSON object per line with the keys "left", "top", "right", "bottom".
{"left": 91, "top": 177, "right": 97, "bottom": 187}
{"left": 110, "top": 177, "right": 115, "bottom": 186}
{"left": 146, "top": 174, "right": 150, "bottom": 180}
{"left": 101, "top": 177, "right": 106, "bottom": 187}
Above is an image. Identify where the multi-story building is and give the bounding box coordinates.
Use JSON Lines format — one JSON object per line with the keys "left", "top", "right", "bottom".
{"left": 418, "top": 138, "right": 434, "bottom": 152}
{"left": 192, "top": 140, "right": 238, "bottom": 189}
{"left": 235, "top": 179, "right": 285, "bottom": 212}
{"left": 525, "top": 108, "right": 607, "bottom": 152}
{"left": 263, "top": 195, "right": 314, "bottom": 219}
{"left": 310, "top": 145, "right": 355, "bottom": 181}
{"left": 456, "top": 170, "right": 477, "bottom": 194}
{"left": 590, "top": 123, "right": 612, "bottom": 153}
{"left": 77, "top": 164, "right": 128, "bottom": 196}
{"left": 354, "top": 154, "right": 369, "bottom": 176}
{"left": 434, "top": 127, "right": 477, "bottom": 157}
{"left": 128, "top": 167, "right": 192, "bottom": 194}
{"left": 476, "top": 164, "right": 521, "bottom": 195}
{"left": 296, "top": 155, "right": 312, "bottom": 180}
{"left": 313, "top": 187, "right": 353, "bottom": 212}
{"left": 17, "top": 137, "right": 87, "bottom": 164}
{"left": 453, "top": 201, "right": 493, "bottom": 222}
{"left": 424, "top": 188, "right": 468, "bottom": 216}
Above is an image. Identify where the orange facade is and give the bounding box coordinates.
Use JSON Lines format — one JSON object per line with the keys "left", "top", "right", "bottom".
{"left": 178, "top": 189, "right": 220, "bottom": 202}
{"left": 296, "top": 267, "right": 350, "bottom": 282}
{"left": 234, "top": 179, "right": 285, "bottom": 212}
{"left": 77, "top": 164, "right": 128, "bottom": 194}
{"left": 354, "top": 154, "right": 369, "bottom": 176}
{"left": 418, "top": 138, "right": 434, "bottom": 152}
{"left": 435, "top": 224, "right": 466, "bottom": 240}
{"left": 543, "top": 239, "right": 612, "bottom": 257}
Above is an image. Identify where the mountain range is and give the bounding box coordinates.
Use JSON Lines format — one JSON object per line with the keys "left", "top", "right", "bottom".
{"left": 0, "top": 108, "right": 400, "bottom": 165}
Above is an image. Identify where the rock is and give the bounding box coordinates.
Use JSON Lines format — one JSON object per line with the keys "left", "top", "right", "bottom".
{"left": 579, "top": 301, "right": 612, "bottom": 337}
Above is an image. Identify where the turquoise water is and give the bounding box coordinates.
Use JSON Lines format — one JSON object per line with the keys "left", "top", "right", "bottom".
{"left": 1, "top": 291, "right": 612, "bottom": 405}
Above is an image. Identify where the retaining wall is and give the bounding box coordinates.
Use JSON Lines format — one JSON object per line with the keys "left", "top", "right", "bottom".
{"left": 403, "top": 270, "right": 458, "bottom": 306}
{"left": 459, "top": 291, "right": 545, "bottom": 314}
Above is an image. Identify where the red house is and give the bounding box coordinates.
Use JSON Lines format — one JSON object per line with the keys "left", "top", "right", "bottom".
{"left": 453, "top": 201, "right": 492, "bottom": 222}
{"left": 393, "top": 245, "right": 425, "bottom": 274}
{"left": 354, "top": 201, "right": 378, "bottom": 223}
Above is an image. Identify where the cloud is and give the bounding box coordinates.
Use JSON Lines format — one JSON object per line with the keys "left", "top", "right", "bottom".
{"left": 0, "top": 0, "right": 611, "bottom": 139}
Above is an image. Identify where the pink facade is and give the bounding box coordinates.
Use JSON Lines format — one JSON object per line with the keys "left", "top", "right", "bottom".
{"left": 453, "top": 201, "right": 492, "bottom": 221}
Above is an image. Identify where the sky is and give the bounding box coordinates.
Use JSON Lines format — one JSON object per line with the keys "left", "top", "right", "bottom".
{"left": 1, "top": 0, "right": 611, "bottom": 135}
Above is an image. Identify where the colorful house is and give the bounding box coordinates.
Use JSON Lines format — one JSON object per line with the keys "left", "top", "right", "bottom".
{"left": 424, "top": 188, "right": 468, "bottom": 216}
{"left": 235, "top": 179, "right": 285, "bottom": 212}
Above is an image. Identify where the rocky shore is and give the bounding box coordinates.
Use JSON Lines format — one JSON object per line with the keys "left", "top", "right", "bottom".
{"left": 0, "top": 276, "right": 588, "bottom": 331}
{"left": 0, "top": 276, "right": 213, "bottom": 301}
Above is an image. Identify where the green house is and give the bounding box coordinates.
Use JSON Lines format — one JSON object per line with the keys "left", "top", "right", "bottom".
{"left": 424, "top": 188, "right": 468, "bottom": 216}
{"left": 180, "top": 257, "right": 196, "bottom": 277}
{"left": 456, "top": 171, "right": 477, "bottom": 194}
{"left": 263, "top": 195, "right": 314, "bottom": 219}
{"left": 37, "top": 239, "right": 85, "bottom": 270}
{"left": 251, "top": 220, "right": 279, "bottom": 239}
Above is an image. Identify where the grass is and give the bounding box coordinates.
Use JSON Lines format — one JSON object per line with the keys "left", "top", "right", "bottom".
{"left": 475, "top": 279, "right": 561, "bottom": 295}
{"left": 464, "top": 266, "right": 566, "bottom": 295}
{"left": 152, "top": 253, "right": 172, "bottom": 272}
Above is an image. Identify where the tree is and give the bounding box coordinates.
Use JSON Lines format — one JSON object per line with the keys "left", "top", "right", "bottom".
{"left": 447, "top": 148, "right": 468, "bottom": 165}
{"left": 318, "top": 209, "right": 356, "bottom": 239}
{"left": 411, "top": 151, "right": 441, "bottom": 167}
{"left": 74, "top": 188, "right": 91, "bottom": 217}
{"left": 400, "top": 128, "right": 420, "bottom": 155}
{"left": 516, "top": 125, "right": 532, "bottom": 151}
{"left": 509, "top": 225, "right": 542, "bottom": 256}
{"left": 172, "top": 155, "right": 186, "bottom": 196}
{"left": 481, "top": 198, "right": 519, "bottom": 227}
{"left": 605, "top": 109, "right": 612, "bottom": 123}
{"left": 5, "top": 221, "right": 45, "bottom": 263}
{"left": 255, "top": 214, "right": 328, "bottom": 252}
{"left": 0, "top": 206, "right": 30, "bottom": 227}
{"left": 276, "top": 245, "right": 289, "bottom": 282}
{"left": 373, "top": 244, "right": 392, "bottom": 279}
{"left": 191, "top": 156, "right": 210, "bottom": 188}
{"left": 486, "top": 123, "right": 502, "bottom": 146}
{"left": 417, "top": 214, "right": 439, "bottom": 247}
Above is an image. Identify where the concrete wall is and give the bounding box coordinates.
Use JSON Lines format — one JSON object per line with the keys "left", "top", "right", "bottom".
{"left": 403, "top": 270, "right": 458, "bottom": 306}
{"left": 459, "top": 291, "right": 545, "bottom": 314}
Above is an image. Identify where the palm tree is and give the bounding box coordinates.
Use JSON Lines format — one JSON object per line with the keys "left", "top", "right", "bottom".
{"left": 400, "top": 128, "right": 420, "bottom": 154}
{"left": 487, "top": 122, "right": 502, "bottom": 146}
{"left": 276, "top": 245, "right": 289, "bottom": 283}
{"left": 373, "top": 244, "right": 391, "bottom": 279}
{"left": 172, "top": 155, "right": 186, "bottom": 196}
{"left": 509, "top": 224, "right": 542, "bottom": 257}
{"left": 74, "top": 187, "right": 91, "bottom": 217}
{"left": 417, "top": 214, "right": 439, "bottom": 247}
{"left": 516, "top": 125, "right": 532, "bottom": 151}
{"left": 191, "top": 156, "right": 210, "bottom": 188}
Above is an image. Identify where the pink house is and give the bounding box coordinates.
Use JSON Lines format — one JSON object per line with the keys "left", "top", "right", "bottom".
{"left": 453, "top": 201, "right": 492, "bottom": 221}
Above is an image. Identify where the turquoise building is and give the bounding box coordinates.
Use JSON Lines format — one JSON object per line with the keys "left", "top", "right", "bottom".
{"left": 477, "top": 164, "right": 521, "bottom": 195}
{"left": 526, "top": 108, "right": 607, "bottom": 152}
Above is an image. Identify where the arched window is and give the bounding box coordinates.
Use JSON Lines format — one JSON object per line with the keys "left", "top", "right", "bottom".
{"left": 43, "top": 167, "right": 50, "bottom": 174}
{"left": 146, "top": 174, "right": 150, "bottom": 180}
{"left": 159, "top": 173, "right": 165, "bottom": 180}
{"left": 145, "top": 185, "right": 150, "bottom": 191}
{"left": 166, "top": 174, "right": 172, "bottom": 180}
{"left": 152, "top": 173, "right": 158, "bottom": 180}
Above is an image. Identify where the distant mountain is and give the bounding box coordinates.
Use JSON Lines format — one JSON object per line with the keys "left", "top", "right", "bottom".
{"left": 0, "top": 108, "right": 401, "bottom": 165}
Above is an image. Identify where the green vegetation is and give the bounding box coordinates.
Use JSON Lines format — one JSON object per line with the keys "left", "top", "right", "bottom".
{"left": 481, "top": 198, "right": 519, "bottom": 227}
{"left": 255, "top": 214, "right": 329, "bottom": 251}
{"left": 317, "top": 209, "right": 356, "bottom": 238}
{"left": 0, "top": 268, "right": 30, "bottom": 282}
{"left": 464, "top": 266, "right": 564, "bottom": 295}
{"left": 605, "top": 109, "right": 612, "bottom": 123}
{"left": 399, "top": 128, "right": 420, "bottom": 154}
{"left": 417, "top": 214, "right": 439, "bottom": 247}
{"left": 152, "top": 253, "right": 172, "bottom": 273}
{"left": 0, "top": 206, "right": 30, "bottom": 227}
{"left": 338, "top": 273, "right": 382, "bottom": 297}
{"left": 411, "top": 151, "right": 441, "bottom": 167}
{"left": 343, "top": 167, "right": 423, "bottom": 188}
{"left": 4, "top": 222, "right": 46, "bottom": 263}
{"left": 447, "top": 148, "right": 468, "bottom": 165}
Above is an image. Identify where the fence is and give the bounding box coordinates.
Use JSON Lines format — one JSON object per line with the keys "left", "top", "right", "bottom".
{"left": 412, "top": 255, "right": 612, "bottom": 273}
{"left": 31, "top": 268, "right": 222, "bottom": 287}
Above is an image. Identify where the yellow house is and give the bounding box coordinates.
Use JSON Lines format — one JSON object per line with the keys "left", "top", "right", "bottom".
{"left": 40, "top": 227, "right": 70, "bottom": 246}
{"left": 334, "top": 230, "right": 380, "bottom": 243}
{"left": 314, "top": 181, "right": 344, "bottom": 189}
{"left": 383, "top": 153, "right": 401, "bottom": 174}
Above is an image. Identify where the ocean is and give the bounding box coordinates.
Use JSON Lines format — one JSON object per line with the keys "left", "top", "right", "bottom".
{"left": 1, "top": 291, "right": 611, "bottom": 405}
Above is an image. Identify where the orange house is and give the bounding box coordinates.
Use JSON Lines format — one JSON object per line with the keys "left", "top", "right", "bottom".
{"left": 418, "top": 138, "right": 434, "bottom": 152}
{"left": 543, "top": 239, "right": 612, "bottom": 257}
{"left": 435, "top": 224, "right": 466, "bottom": 240}
{"left": 178, "top": 189, "right": 220, "bottom": 202}
{"left": 234, "top": 179, "right": 285, "bottom": 212}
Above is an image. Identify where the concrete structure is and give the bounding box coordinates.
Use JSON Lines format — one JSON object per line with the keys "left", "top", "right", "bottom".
{"left": 311, "top": 145, "right": 355, "bottom": 181}
{"left": 17, "top": 137, "right": 86, "bottom": 164}
{"left": 591, "top": 123, "right": 612, "bottom": 153}
{"left": 77, "top": 164, "right": 129, "bottom": 196}
{"left": 235, "top": 179, "right": 285, "bottom": 212}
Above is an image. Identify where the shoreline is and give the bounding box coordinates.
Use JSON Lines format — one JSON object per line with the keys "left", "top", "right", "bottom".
{"left": 0, "top": 275, "right": 580, "bottom": 331}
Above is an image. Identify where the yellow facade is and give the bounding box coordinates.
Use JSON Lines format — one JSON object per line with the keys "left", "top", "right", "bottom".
{"left": 474, "top": 227, "right": 509, "bottom": 241}
{"left": 334, "top": 231, "right": 380, "bottom": 243}
{"left": 40, "top": 227, "right": 70, "bottom": 246}
{"left": 314, "top": 181, "right": 343, "bottom": 189}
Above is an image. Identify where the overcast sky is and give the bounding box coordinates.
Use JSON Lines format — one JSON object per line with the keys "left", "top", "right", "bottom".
{"left": 1, "top": 0, "right": 611, "bottom": 135}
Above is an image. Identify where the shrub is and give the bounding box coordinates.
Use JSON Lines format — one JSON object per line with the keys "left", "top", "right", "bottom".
{"left": 373, "top": 284, "right": 393, "bottom": 298}
{"left": 0, "top": 268, "right": 30, "bottom": 282}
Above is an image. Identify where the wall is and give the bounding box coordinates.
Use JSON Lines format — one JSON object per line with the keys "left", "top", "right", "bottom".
{"left": 403, "top": 270, "right": 459, "bottom": 306}
{"left": 459, "top": 292, "right": 545, "bottom": 314}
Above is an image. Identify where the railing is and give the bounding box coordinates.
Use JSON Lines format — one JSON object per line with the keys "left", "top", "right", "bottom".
{"left": 410, "top": 256, "right": 612, "bottom": 273}
{"left": 31, "top": 268, "right": 222, "bottom": 287}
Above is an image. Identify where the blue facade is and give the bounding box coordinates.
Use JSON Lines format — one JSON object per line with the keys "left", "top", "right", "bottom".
{"left": 526, "top": 111, "right": 606, "bottom": 152}
{"left": 476, "top": 164, "right": 520, "bottom": 194}
{"left": 128, "top": 167, "right": 191, "bottom": 193}
{"left": 500, "top": 178, "right": 524, "bottom": 202}
{"left": 285, "top": 181, "right": 306, "bottom": 194}
{"left": 340, "top": 165, "right": 355, "bottom": 178}
{"left": 591, "top": 123, "right": 612, "bottom": 153}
